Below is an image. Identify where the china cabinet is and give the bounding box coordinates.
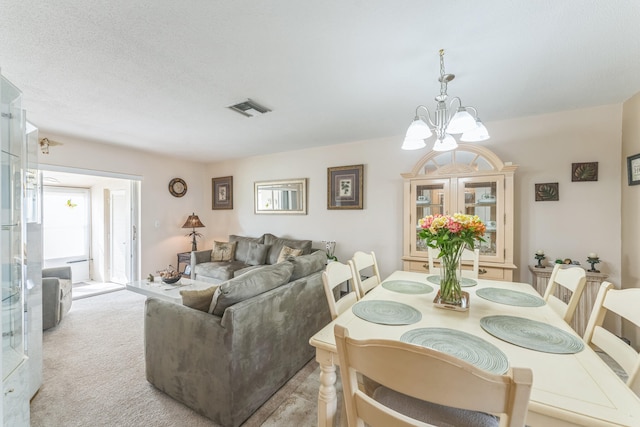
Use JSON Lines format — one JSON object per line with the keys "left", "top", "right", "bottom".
{"left": 402, "top": 144, "right": 518, "bottom": 281}
{"left": 1, "top": 72, "right": 30, "bottom": 426}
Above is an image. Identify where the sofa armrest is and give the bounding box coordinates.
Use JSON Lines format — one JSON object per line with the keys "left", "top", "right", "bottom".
{"left": 144, "top": 298, "right": 234, "bottom": 425}
{"left": 191, "top": 249, "right": 212, "bottom": 267}
{"left": 42, "top": 277, "right": 61, "bottom": 330}
{"left": 42, "top": 266, "right": 72, "bottom": 281}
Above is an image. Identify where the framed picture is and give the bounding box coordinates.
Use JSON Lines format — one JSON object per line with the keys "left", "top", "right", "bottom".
{"left": 571, "top": 162, "right": 598, "bottom": 182}
{"left": 327, "top": 164, "right": 363, "bottom": 209}
{"left": 212, "top": 176, "right": 233, "bottom": 209}
{"left": 627, "top": 153, "right": 640, "bottom": 185}
{"left": 535, "top": 182, "right": 559, "bottom": 202}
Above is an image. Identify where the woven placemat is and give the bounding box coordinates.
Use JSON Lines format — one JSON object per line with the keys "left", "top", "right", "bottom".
{"left": 352, "top": 300, "right": 422, "bottom": 325}
{"left": 480, "top": 315, "right": 584, "bottom": 354}
{"left": 476, "top": 287, "right": 545, "bottom": 307}
{"left": 382, "top": 280, "right": 434, "bottom": 294}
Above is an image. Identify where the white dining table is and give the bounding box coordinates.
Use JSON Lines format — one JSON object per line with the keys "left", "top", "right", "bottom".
{"left": 309, "top": 271, "right": 640, "bottom": 427}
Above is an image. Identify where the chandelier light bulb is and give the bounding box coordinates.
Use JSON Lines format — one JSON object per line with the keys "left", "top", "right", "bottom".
{"left": 432, "top": 134, "right": 458, "bottom": 152}
{"left": 461, "top": 119, "right": 490, "bottom": 142}
{"left": 401, "top": 138, "right": 427, "bottom": 150}
{"left": 446, "top": 108, "right": 477, "bottom": 134}
{"left": 405, "top": 118, "right": 433, "bottom": 139}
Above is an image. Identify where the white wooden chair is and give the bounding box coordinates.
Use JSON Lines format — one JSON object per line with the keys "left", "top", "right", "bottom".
{"left": 334, "top": 324, "right": 533, "bottom": 427}
{"left": 322, "top": 261, "right": 359, "bottom": 320}
{"left": 583, "top": 281, "right": 640, "bottom": 396}
{"left": 349, "top": 251, "right": 382, "bottom": 299}
{"left": 543, "top": 264, "right": 587, "bottom": 324}
{"left": 428, "top": 246, "right": 479, "bottom": 279}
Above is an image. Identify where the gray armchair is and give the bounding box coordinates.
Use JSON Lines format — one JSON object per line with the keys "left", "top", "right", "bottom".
{"left": 42, "top": 266, "right": 73, "bottom": 330}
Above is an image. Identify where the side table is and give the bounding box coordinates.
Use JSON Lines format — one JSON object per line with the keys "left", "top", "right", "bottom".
{"left": 177, "top": 251, "right": 191, "bottom": 278}
{"left": 528, "top": 265, "right": 608, "bottom": 337}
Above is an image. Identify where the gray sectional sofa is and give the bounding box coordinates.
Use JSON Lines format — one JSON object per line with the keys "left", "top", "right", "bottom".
{"left": 190, "top": 233, "right": 313, "bottom": 284}
{"left": 144, "top": 249, "right": 330, "bottom": 427}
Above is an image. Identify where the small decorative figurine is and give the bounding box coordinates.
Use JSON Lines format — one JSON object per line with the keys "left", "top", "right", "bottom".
{"left": 586, "top": 253, "right": 601, "bottom": 273}
{"left": 534, "top": 250, "right": 546, "bottom": 268}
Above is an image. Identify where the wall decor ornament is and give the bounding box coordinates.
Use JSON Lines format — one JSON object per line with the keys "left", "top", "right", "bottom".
{"left": 327, "top": 164, "right": 364, "bottom": 209}
{"left": 627, "top": 153, "right": 640, "bottom": 185}
{"left": 535, "top": 182, "right": 559, "bottom": 201}
{"left": 169, "top": 178, "right": 187, "bottom": 197}
{"left": 212, "top": 176, "right": 233, "bottom": 209}
{"left": 571, "top": 162, "right": 598, "bottom": 182}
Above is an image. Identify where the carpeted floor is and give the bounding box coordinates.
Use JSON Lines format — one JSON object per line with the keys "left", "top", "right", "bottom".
{"left": 31, "top": 289, "right": 343, "bottom": 426}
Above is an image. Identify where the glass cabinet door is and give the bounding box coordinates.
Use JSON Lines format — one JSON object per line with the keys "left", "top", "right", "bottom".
{"left": 458, "top": 175, "right": 505, "bottom": 262}
{"left": 410, "top": 179, "right": 449, "bottom": 256}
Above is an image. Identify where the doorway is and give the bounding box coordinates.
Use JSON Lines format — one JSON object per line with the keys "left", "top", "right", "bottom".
{"left": 40, "top": 167, "right": 141, "bottom": 298}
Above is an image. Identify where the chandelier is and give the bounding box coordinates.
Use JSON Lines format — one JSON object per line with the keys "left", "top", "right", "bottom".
{"left": 402, "top": 49, "right": 489, "bottom": 152}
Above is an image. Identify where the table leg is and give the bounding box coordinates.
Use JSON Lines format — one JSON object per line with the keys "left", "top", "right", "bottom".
{"left": 317, "top": 351, "right": 338, "bottom": 427}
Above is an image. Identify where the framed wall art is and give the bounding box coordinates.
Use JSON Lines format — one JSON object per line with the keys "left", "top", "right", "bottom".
{"left": 571, "top": 162, "right": 598, "bottom": 182}
{"left": 535, "top": 182, "right": 559, "bottom": 201}
{"left": 327, "top": 164, "right": 363, "bottom": 209}
{"left": 627, "top": 153, "right": 640, "bottom": 186}
{"left": 212, "top": 176, "right": 233, "bottom": 209}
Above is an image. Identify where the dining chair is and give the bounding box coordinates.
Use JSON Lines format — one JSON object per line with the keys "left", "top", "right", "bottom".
{"left": 322, "top": 261, "right": 359, "bottom": 320}
{"left": 583, "top": 281, "right": 640, "bottom": 396}
{"left": 459, "top": 247, "right": 480, "bottom": 279}
{"left": 349, "top": 251, "right": 382, "bottom": 298}
{"left": 543, "top": 264, "right": 587, "bottom": 324}
{"left": 428, "top": 246, "right": 479, "bottom": 279}
{"left": 334, "top": 324, "right": 533, "bottom": 427}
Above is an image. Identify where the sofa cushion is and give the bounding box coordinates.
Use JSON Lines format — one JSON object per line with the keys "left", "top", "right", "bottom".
{"left": 212, "top": 262, "right": 294, "bottom": 316}
{"left": 277, "top": 245, "right": 304, "bottom": 263}
{"left": 263, "top": 233, "right": 312, "bottom": 265}
{"left": 180, "top": 286, "right": 218, "bottom": 312}
{"left": 211, "top": 241, "right": 237, "bottom": 262}
{"left": 235, "top": 241, "right": 271, "bottom": 265}
{"left": 288, "top": 250, "right": 327, "bottom": 281}
{"left": 194, "top": 261, "right": 249, "bottom": 282}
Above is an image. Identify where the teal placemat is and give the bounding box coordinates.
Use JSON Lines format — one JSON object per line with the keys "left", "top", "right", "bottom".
{"left": 427, "top": 275, "right": 477, "bottom": 287}
{"left": 476, "top": 287, "right": 545, "bottom": 307}
{"left": 480, "top": 315, "right": 584, "bottom": 354}
{"left": 401, "top": 328, "right": 509, "bottom": 374}
{"left": 382, "top": 280, "right": 434, "bottom": 295}
{"left": 352, "top": 300, "right": 422, "bottom": 325}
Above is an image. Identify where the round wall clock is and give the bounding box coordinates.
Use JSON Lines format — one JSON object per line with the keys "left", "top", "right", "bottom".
{"left": 169, "top": 178, "right": 187, "bottom": 197}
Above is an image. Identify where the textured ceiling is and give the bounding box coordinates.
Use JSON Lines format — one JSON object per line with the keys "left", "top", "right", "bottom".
{"left": 1, "top": 1, "right": 639, "bottom": 162}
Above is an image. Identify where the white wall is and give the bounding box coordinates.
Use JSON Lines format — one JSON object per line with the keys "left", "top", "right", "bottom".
{"left": 38, "top": 104, "right": 625, "bottom": 291}
{"left": 205, "top": 104, "right": 624, "bottom": 286}
{"left": 37, "top": 134, "right": 209, "bottom": 278}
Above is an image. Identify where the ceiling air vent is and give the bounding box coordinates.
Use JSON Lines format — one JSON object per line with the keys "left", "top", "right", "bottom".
{"left": 227, "top": 98, "right": 271, "bottom": 118}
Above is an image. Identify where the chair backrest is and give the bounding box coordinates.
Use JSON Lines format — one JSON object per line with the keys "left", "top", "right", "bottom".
{"left": 349, "top": 251, "right": 382, "bottom": 298}
{"left": 334, "top": 324, "right": 533, "bottom": 427}
{"left": 322, "top": 261, "right": 359, "bottom": 320}
{"left": 459, "top": 247, "right": 480, "bottom": 279}
{"left": 583, "top": 281, "right": 640, "bottom": 396}
{"left": 428, "top": 247, "right": 479, "bottom": 279}
{"left": 543, "top": 264, "right": 587, "bottom": 323}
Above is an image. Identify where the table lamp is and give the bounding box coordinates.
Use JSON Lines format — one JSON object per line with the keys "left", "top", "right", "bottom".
{"left": 182, "top": 212, "right": 205, "bottom": 251}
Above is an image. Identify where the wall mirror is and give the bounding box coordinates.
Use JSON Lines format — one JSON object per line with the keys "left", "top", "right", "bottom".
{"left": 254, "top": 178, "right": 307, "bottom": 214}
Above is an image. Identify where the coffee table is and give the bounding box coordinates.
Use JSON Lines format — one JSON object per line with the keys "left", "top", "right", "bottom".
{"left": 126, "top": 277, "right": 217, "bottom": 304}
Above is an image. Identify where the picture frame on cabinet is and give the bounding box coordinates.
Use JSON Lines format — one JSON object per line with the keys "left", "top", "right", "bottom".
{"left": 627, "top": 154, "right": 640, "bottom": 186}
{"left": 212, "top": 176, "right": 233, "bottom": 209}
{"left": 571, "top": 162, "right": 598, "bottom": 182}
{"left": 535, "top": 182, "right": 559, "bottom": 201}
{"left": 327, "top": 164, "right": 363, "bottom": 209}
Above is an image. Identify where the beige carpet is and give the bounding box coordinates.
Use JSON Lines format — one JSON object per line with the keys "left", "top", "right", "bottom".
{"left": 31, "top": 289, "right": 343, "bottom": 426}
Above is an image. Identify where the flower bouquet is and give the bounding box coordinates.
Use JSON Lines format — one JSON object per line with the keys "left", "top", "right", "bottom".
{"left": 418, "top": 213, "right": 486, "bottom": 306}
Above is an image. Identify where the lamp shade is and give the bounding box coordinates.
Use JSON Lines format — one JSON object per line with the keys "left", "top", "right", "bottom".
{"left": 461, "top": 119, "right": 490, "bottom": 142}
{"left": 432, "top": 134, "right": 458, "bottom": 152}
{"left": 182, "top": 213, "right": 205, "bottom": 229}
{"left": 401, "top": 137, "right": 427, "bottom": 150}
{"left": 405, "top": 118, "right": 433, "bottom": 139}
{"left": 446, "top": 108, "right": 477, "bottom": 134}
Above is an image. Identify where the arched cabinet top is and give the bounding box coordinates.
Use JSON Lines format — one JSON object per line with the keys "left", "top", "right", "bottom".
{"left": 401, "top": 144, "right": 518, "bottom": 178}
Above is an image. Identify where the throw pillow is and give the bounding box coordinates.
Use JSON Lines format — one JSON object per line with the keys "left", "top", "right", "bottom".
{"left": 229, "top": 234, "right": 266, "bottom": 263}
{"left": 212, "top": 262, "right": 294, "bottom": 316}
{"left": 211, "top": 241, "right": 237, "bottom": 262}
{"left": 180, "top": 286, "right": 218, "bottom": 312}
{"left": 289, "top": 250, "right": 327, "bottom": 281}
{"left": 277, "top": 245, "right": 303, "bottom": 263}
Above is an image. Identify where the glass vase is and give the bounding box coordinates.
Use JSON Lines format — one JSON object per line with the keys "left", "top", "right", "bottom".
{"left": 438, "top": 244, "right": 465, "bottom": 305}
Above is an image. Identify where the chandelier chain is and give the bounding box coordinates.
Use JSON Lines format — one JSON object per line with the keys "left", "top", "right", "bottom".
{"left": 439, "top": 49, "right": 447, "bottom": 97}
